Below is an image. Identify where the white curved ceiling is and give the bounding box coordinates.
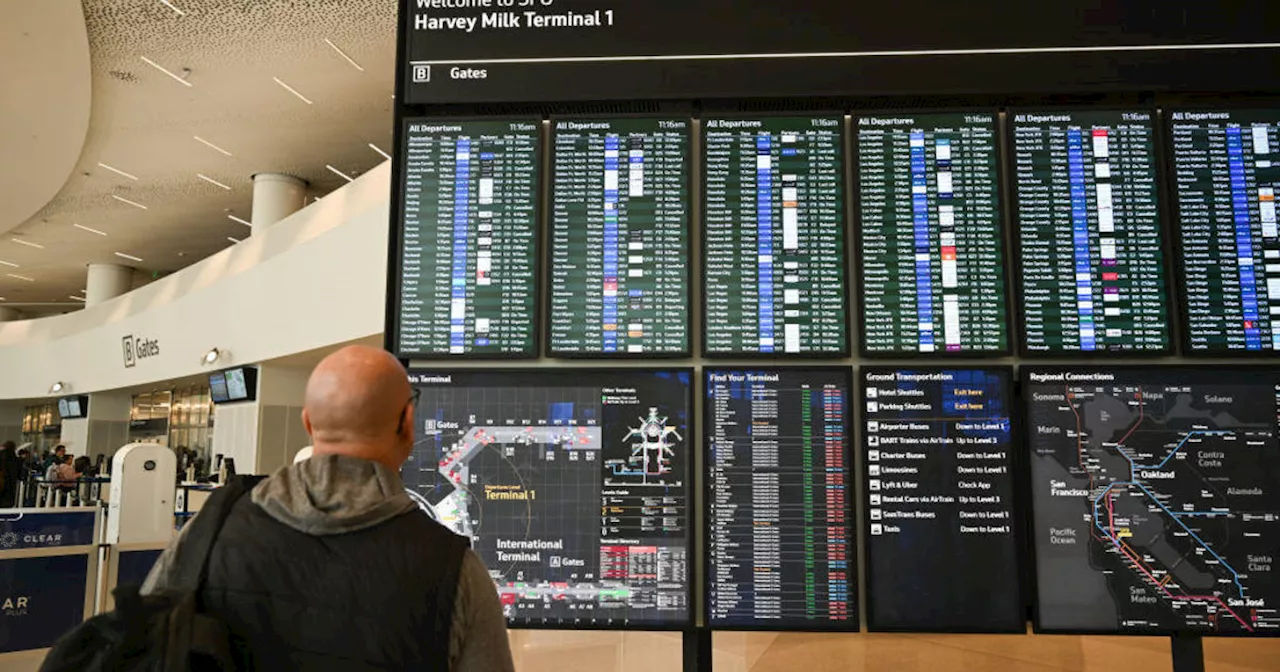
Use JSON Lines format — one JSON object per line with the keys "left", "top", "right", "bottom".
{"left": 0, "top": 0, "right": 92, "bottom": 237}
{"left": 0, "top": 0, "right": 396, "bottom": 313}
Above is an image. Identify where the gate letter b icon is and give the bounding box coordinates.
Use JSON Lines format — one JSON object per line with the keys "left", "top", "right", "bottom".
{"left": 123, "top": 336, "right": 136, "bottom": 368}
{"left": 413, "top": 65, "right": 430, "bottom": 83}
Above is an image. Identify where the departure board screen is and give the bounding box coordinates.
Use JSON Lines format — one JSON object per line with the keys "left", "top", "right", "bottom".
{"left": 395, "top": 119, "right": 539, "bottom": 358}
{"left": 861, "top": 368, "right": 1024, "bottom": 632}
{"left": 1170, "top": 109, "right": 1280, "bottom": 353}
{"left": 857, "top": 112, "right": 1009, "bottom": 356}
{"left": 404, "top": 369, "right": 692, "bottom": 628}
{"left": 1011, "top": 110, "right": 1171, "bottom": 355}
{"left": 1026, "top": 367, "right": 1280, "bottom": 635}
{"left": 706, "top": 368, "right": 854, "bottom": 629}
{"left": 548, "top": 118, "right": 690, "bottom": 356}
{"left": 703, "top": 116, "right": 848, "bottom": 356}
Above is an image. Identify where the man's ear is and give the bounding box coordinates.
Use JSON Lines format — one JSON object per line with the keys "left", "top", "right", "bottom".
{"left": 301, "top": 408, "right": 313, "bottom": 438}
{"left": 400, "top": 403, "right": 415, "bottom": 442}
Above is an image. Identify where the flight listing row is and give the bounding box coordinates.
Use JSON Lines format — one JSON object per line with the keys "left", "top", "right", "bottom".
{"left": 404, "top": 364, "right": 1280, "bottom": 636}
{"left": 392, "top": 108, "right": 1280, "bottom": 360}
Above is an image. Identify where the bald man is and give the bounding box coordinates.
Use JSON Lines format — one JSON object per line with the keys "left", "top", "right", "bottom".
{"left": 143, "top": 346, "right": 514, "bottom": 671}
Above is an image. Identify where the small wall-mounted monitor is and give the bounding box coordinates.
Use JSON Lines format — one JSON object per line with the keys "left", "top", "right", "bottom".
{"left": 210, "top": 367, "right": 258, "bottom": 404}
{"left": 58, "top": 395, "right": 89, "bottom": 419}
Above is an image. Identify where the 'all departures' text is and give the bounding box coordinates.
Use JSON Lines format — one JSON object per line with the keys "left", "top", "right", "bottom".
{"left": 413, "top": 0, "right": 616, "bottom": 33}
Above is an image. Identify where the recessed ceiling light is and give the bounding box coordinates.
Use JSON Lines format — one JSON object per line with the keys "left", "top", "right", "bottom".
{"left": 0, "top": 260, "right": 17, "bottom": 268}
{"left": 227, "top": 214, "right": 252, "bottom": 227}
{"left": 273, "top": 77, "right": 313, "bottom": 105}
{"left": 97, "top": 163, "right": 139, "bottom": 180}
{"left": 111, "top": 194, "right": 149, "bottom": 210}
{"left": 114, "top": 252, "right": 143, "bottom": 262}
{"left": 324, "top": 38, "right": 364, "bottom": 72}
{"left": 11, "top": 238, "right": 44, "bottom": 249}
{"left": 69, "top": 295, "right": 86, "bottom": 302}
{"left": 140, "top": 56, "right": 193, "bottom": 87}
{"left": 193, "top": 136, "right": 232, "bottom": 157}
{"left": 326, "top": 165, "right": 354, "bottom": 182}
{"left": 197, "top": 173, "right": 232, "bottom": 190}
{"left": 368, "top": 143, "right": 391, "bottom": 160}
{"left": 6, "top": 273, "right": 34, "bottom": 282}
{"left": 159, "top": 0, "right": 185, "bottom": 15}
{"left": 227, "top": 236, "right": 242, "bottom": 244}
{"left": 73, "top": 223, "right": 109, "bottom": 236}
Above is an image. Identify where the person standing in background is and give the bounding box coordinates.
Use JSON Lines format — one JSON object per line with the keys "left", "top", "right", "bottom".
{"left": 0, "top": 441, "right": 20, "bottom": 507}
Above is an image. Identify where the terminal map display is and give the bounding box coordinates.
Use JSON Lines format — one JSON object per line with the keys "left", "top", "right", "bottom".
{"left": 857, "top": 112, "right": 1009, "bottom": 356}
{"left": 403, "top": 369, "right": 692, "bottom": 627}
{"left": 861, "top": 368, "right": 1024, "bottom": 632}
{"left": 705, "top": 368, "right": 854, "bottom": 629}
{"left": 1170, "top": 108, "right": 1280, "bottom": 353}
{"left": 396, "top": 119, "right": 539, "bottom": 358}
{"left": 548, "top": 118, "right": 690, "bottom": 356}
{"left": 703, "top": 116, "right": 847, "bottom": 356}
{"left": 1011, "top": 110, "right": 1171, "bottom": 354}
{"left": 1026, "top": 367, "right": 1280, "bottom": 634}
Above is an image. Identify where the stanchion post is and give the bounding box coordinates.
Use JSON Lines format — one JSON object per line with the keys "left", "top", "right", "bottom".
{"left": 1170, "top": 634, "right": 1204, "bottom": 672}
{"left": 682, "top": 627, "right": 711, "bottom": 672}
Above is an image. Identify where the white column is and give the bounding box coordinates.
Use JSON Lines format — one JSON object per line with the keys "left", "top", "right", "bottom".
{"left": 251, "top": 173, "right": 308, "bottom": 233}
{"left": 86, "top": 263, "right": 133, "bottom": 307}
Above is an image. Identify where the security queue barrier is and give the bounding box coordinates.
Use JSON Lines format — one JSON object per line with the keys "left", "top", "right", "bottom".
{"left": 0, "top": 508, "right": 101, "bottom": 655}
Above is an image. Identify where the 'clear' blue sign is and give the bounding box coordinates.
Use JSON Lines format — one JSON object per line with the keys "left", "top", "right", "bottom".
{"left": 0, "top": 511, "right": 96, "bottom": 550}
{"left": 0, "top": 555, "right": 88, "bottom": 652}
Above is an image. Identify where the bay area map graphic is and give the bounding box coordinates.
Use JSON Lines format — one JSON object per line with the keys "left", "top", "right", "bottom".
{"left": 1027, "top": 369, "right": 1279, "bottom": 634}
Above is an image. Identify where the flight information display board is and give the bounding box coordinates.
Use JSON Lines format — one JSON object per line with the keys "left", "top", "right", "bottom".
{"left": 403, "top": 369, "right": 692, "bottom": 628}
{"left": 1170, "top": 108, "right": 1280, "bottom": 353}
{"left": 861, "top": 367, "right": 1024, "bottom": 632}
{"left": 703, "top": 116, "right": 848, "bottom": 357}
{"left": 1010, "top": 110, "right": 1171, "bottom": 355}
{"left": 548, "top": 117, "right": 691, "bottom": 356}
{"left": 1026, "top": 367, "right": 1280, "bottom": 635}
{"left": 857, "top": 112, "right": 1009, "bottom": 356}
{"left": 395, "top": 119, "right": 539, "bottom": 359}
{"left": 705, "top": 368, "right": 854, "bottom": 629}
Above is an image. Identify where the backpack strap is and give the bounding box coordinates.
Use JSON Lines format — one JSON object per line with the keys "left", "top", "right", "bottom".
{"left": 169, "top": 474, "right": 268, "bottom": 593}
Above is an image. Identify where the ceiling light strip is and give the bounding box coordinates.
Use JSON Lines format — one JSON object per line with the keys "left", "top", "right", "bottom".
{"left": 114, "top": 252, "right": 144, "bottom": 263}
{"left": 6, "top": 274, "right": 35, "bottom": 282}
{"left": 139, "top": 56, "right": 193, "bottom": 87}
{"left": 97, "top": 163, "right": 139, "bottom": 180}
{"left": 69, "top": 295, "right": 86, "bottom": 302}
{"left": 197, "top": 173, "right": 232, "bottom": 190}
{"left": 193, "top": 136, "right": 232, "bottom": 156}
{"left": 324, "top": 38, "right": 365, "bottom": 72}
{"left": 73, "top": 223, "right": 109, "bottom": 236}
{"left": 227, "top": 214, "right": 252, "bottom": 227}
{"left": 0, "top": 260, "right": 18, "bottom": 268}
{"left": 273, "top": 77, "right": 313, "bottom": 104}
{"left": 159, "top": 0, "right": 185, "bottom": 15}
{"left": 368, "top": 143, "right": 391, "bottom": 160}
{"left": 227, "top": 236, "right": 242, "bottom": 244}
{"left": 325, "top": 165, "right": 354, "bottom": 182}
{"left": 112, "top": 194, "right": 149, "bottom": 210}
{"left": 10, "top": 238, "right": 44, "bottom": 249}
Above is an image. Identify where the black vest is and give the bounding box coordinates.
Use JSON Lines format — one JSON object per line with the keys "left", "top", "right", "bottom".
{"left": 201, "top": 496, "right": 468, "bottom": 671}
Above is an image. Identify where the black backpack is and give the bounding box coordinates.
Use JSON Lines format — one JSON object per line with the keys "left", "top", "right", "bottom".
{"left": 40, "top": 475, "right": 266, "bottom": 672}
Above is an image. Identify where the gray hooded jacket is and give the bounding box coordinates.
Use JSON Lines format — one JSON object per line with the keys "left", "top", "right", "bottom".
{"left": 142, "top": 454, "right": 514, "bottom": 672}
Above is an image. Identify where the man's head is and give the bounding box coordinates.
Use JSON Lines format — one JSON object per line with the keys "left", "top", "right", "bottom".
{"left": 302, "top": 345, "right": 415, "bottom": 470}
{"left": 54, "top": 445, "right": 66, "bottom": 457}
{"left": 2, "top": 440, "right": 14, "bottom": 452}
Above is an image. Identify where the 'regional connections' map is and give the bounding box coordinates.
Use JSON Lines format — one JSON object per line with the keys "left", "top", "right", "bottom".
{"left": 400, "top": 370, "right": 691, "bottom": 627}
{"left": 1027, "top": 368, "right": 1280, "bottom": 634}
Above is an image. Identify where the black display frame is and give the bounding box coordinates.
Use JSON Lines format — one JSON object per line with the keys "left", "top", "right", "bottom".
{"left": 699, "top": 112, "right": 853, "bottom": 360}
{"left": 858, "top": 365, "right": 1028, "bottom": 634}
{"left": 852, "top": 109, "right": 1015, "bottom": 360}
{"left": 1163, "top": 103, "right": 1280, "bottom": 358}
{"left": 390, "top": 116, "right": 545, "bottom": 361}
{"left": 700, "top": 365, "right": 860, "bottom": 633}
{"left": 545, "top": 113, "right": 696, "bottom": 360}
{"left": 406, "top": 366, "right": 697, "bottom": 632}
{"left": 1005, "top": 106, "right": 1179, "bottom": 359}
{"left": 1021, "top": 364, "right": 1280, "bottom": 638}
